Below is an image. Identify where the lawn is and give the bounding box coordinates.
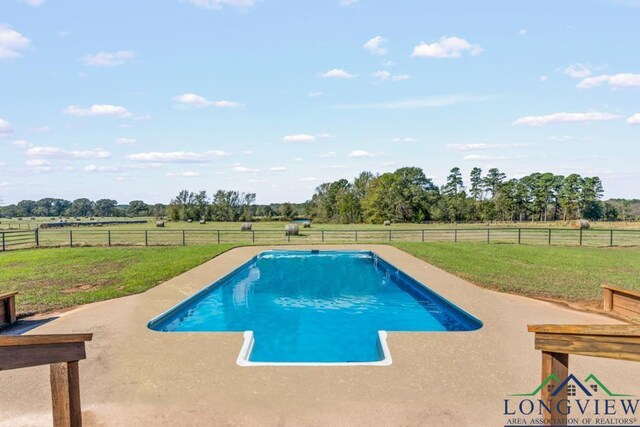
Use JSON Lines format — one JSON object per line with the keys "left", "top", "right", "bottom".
{"left": 0, "top": 244, "right": 238, "bottom": 316}
{"left": 395, "top": 242, "right": 640, "bottom": 302}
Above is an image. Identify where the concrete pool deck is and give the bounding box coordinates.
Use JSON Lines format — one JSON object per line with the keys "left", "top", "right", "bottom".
{"left": 1, "top": 245, "right": 638, "bottom": 426}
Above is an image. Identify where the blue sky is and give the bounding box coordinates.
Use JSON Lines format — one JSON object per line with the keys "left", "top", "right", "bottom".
{"left": 1, "top": 0, "right": 639, "bottom": 205}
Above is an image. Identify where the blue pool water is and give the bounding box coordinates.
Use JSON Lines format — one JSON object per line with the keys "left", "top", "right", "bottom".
{"left": 148, "top": 250, "right": 482, "bottom": 363}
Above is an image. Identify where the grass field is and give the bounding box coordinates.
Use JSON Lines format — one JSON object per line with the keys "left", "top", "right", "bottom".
{"left": 0, "top": 244, "right": 238, "bottom": 316}
{"left": 396, "top": 242, "right": 640, "bottom": 302}
{"left": 2, "top": 242, "right": 640, "bottom": 317}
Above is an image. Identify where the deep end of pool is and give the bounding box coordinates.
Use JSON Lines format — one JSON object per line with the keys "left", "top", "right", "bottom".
{"left": 148, "top": 249, "right": 482, "bottom": 365}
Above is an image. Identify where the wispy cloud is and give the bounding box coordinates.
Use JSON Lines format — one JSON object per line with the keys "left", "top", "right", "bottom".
{"left": 564, "top": 63, "right": 593, "bottom": 79}
{"left": 64, "top": 104, "right": 132, "bottom": 118}
{"left": 348, "top": 150, "right": 382, "bottom": 158}
{"left": 447, "top": 143, "right": 533, "bottom": 152}
{"left": 21, "top": 0, "right": 45, "bottom": 6}
{"left": 126, "top": 150, "right": 231, "bottom": 162}
{"left": 513, "top": 112, "right": 622, "bottom": 126}
{"left": 81, "top": 51, "right": 136, "bottom": 67}
{"left": 173, "top": 93, "right": 242, "bottom": 108}
{"left": 392, "top": 137, "right": 418, "bottom": 143}
{"left": 363, "top": 36, "right": 388, "bottom": 56}
{"left": 628, "top": 113, "right": 640, "bottom": 124}
{"left": 84, "top": 165, "right": 120, "bottom": 173}
{"left": 319, "top": 68, "right": 357, "bottom": 79}
{"left": 283, "top": 134, "right": 315, "bottom": 143}
{"left": 371, "top": 70, "right": 410, "bottom": 82}
{"left": 181, "top": 0, "right": 256, "bottom": 10}
{"left": 334, "top": 94, "right": 493, "bottom": 110}
{"left": 412, "top": 36, "right": 483, "bottom": 58}
{"left": 0, "top": 119, "right": 13, "bottom": 137}
{"left": 577, "top": 73, "right": 640, "bottom": 89}
{"left": 26, "top": 146, "right": 111, "bottom": 159}
{"left": 0, "top": 25, "right": 30, "bottom": 60}
{"left": 115, "top": 137, "right": 137, "bottom": 145}
{"left": 166, "top": 171, "right": 201, "bottom": 177}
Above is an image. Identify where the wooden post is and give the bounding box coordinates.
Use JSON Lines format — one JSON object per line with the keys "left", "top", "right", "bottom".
{"left": 1, "top": 232, "right": 5, "bottom": 251}
{"left": 548, "top": 228, "right": 551, "bottom": 245}
{"left": 321, "top": 230, "right": 324, "bottom": 242}
{"left": 421, "top": 229, "right": 425, "bottom": 243}
{"left": 217, "top": 230, "right": 220, "bottom": 244}
{"left": 107, "top": 230, "right": 111, "bottom": 247}
{"left": 388, "top": 230, "right": 391, "bottom": 242}
{"left": 454, "top": 229, "right": 458, "bottom": 243}
{"left": 144, "top": 230, "right": 148, "bottom": 247}
{"left": 35, "top": 229, "right": 39, "bottom": 247}
{"left": 541, "top": 351, "right": 569, "bottom": 427}
{"left": 610, "top": 230, "right": 614, "bottom": 247}
{"left": 603, "top": 287, "right": 614, "bottom": 311}
{"left": 252, "top": 230, "right": 255, "bottom": 243}
{"left": 579, "top": 229, "right": 583, "bottom": 246}
{"left": 50, "top": 361, "right": 82, "bottom": 427}
{"left": 518, "top": 228, "right": 521, "bottom": 244}
{"left": 182, "top": 230, "right": 186, "bottom": 246}
{"left": 69, "top": 230, "right": 73, "bottom": 248}
{"left": 486, "top": 229, "right": 490, "bottom": 244}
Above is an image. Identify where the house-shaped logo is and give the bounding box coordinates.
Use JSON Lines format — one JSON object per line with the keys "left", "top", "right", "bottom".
{"left": 511, "top": 373, "right": 634, "bottom": 397}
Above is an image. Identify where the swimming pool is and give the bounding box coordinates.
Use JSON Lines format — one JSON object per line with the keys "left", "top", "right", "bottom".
{"left": 148, "top": 250, "right": 482, "bottom": 365}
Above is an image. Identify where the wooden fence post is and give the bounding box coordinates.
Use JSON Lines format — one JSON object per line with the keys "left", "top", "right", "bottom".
{"left": 541, "top": 351, "right": 569, "bottom": 427}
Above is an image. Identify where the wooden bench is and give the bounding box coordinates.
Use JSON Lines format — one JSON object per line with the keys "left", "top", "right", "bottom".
{"left": 0, "top": 291, "right": 18, "bottom": 326}
{"left": 528, "top": 324, "right": 640, "bottom": 427}
{"left": 0, "top": 333, "right": 93, "bottom": 427}
{"left": 602, "top": 284, "right": 640, "bottom": 321}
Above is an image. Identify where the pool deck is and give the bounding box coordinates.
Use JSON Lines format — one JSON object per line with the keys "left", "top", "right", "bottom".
{"left": 1, "top": 245, "right": 638, "bottom": 426}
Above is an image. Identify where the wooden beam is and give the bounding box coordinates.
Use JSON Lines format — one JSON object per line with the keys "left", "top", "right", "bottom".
{"left": 603, "top": 287, "right": 614, "bottom": 312}
{"left": 602, "top": 284, "right": 640, "bottom": 300}
{"left": 50, "top": 363, "right": 73, "bottom": 427}
{"left": 0, "top": 334, "right": 93, "bottom": 347}
{"left": 528, "top": 324, "right": 640, "bottom": 336}
{"left": 541, "top": 351, "right": 568, "bottom": 427}
{"left": 0, "top": 342, "right": 86, "bottom": 371}
{"left": 534, "top": 332, "right": 640, "bottom": 362}
{"left": 68, "top": 361, "right": 83, "bottom": 427}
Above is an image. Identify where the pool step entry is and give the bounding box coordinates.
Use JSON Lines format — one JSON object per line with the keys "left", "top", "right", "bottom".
{"left": 236, "top": 330, "right": 393, "bottom": 367}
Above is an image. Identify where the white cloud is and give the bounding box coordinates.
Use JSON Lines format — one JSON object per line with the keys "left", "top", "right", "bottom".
{"left": 26, "top": 146, "right": 111, "bottom": 159}
{"left": 115, "top": 137, "right": 137, "bottom": 145}
{"left": 213, "top": 100, "right": 242, "bottom": 108}
{"left": 25, "top": 159, "right": 50, "bottom": 167}
{"left": 339, "top": 0, "right": 358, "bottom": 5}
{"left": 412, "top": 36, "right": 483, "bottom": 58}
{"left": 84, "top": 165, "right": 120, "bottom": 173}
{"left": 334, "top": 94, "right": 492, "bottom": 110}
{"left": 320, "top": 151, "right": 337, "bottom": 158}
{"left": 577, "top": 73, "right": 640, "bottom": 89}
{"left": 300, "top": 177, "right": 320, "bottom": 182}
{"left": 269, "top": 166, "right": 287, "bottom": 172}
{"left": 173, "top": 93, "right": 242, "bottom": 108}
{"left": 564, "top": 63, "right": 593, "bottom": 79}
{"left": 517, "top": 29, "right": 527, "bottom": 36}
{"left": 0, "top": 181, "right": 8, "bottom": 187}
{"left": 392, "top": 137, "right": 418, "bottom": 143}
{"left": 283, "top": 134, "right": 315, "bottom": 143}
{"left": 31, "top": 125, "right": 52, "bottom": 132}
{"left": 540, "top": 75, "right": 548, "bottom": 82}
{"left": 363, "top": 36, "right": 388, "bottom": 56}
{"left": 628, "top": 113, "right": 640, "bottom": 125}
{"left": 447, "top": 143, "right": 533, "bottom": 152}
{"left": 21, "top": 0, "right": 45, "bottom": 5}
{"left": 371, "top": 70, "right": 410, "bottom": 81}
{"left": 0, "top": 25, "right": 30, "bottom": 59}
{"left": 232, "top": 165, "right": 259, "bottom": 173}
{"left": 382, "top": 60, "right": 395, "bottom": 67}
{"left": 166, "top": 171, "right": 201, "bottom": 177}
{"left": 320, "top": 68, "right": 357, "bottom": 79}
{"left": 547, "top": 136, "right": 573, "bottom": 142}
{"left": 182, "top": 0, "right": 256, "bottom": 10}
{"left": 81, "top": 51, "right": 136, "bottom": 67}
{"left": 292, "top": 157, "right": 303, "bottom": 162}
{"left": 11, "top": 139, "right": 32, "bottom": 148}
{"left": 0, "top": 118, "right": 13, "bottom": 137}
{"left": 513, "top": 112, "right": 622, "bottom": 126}
{"left": 126, "top": 150, "right": 230, "bottom": 162}
{"left": 463, "top": 154, "right": 510, "bottom": 161}
{"left": 64, "top": 104, "right": 132, "bottom": 118}
{"left": 308, "top": 91, "right": 324, "bottom": 98}
{"left": 348, "top": 150, "right": 380, "bottom": 158}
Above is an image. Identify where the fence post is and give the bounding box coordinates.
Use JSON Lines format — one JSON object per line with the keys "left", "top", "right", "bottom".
{"left": 579, "top": 229, "right": 583, "bottom": 246}
{"left": 388, "top": 230, "right": 392, "bottom": 242}
{"left": 518, "top": 228, "right": 521, "bottom": 244}
{"left": 217, "top": 230, "right": 220, "bottom": 244}
{"left": 1, "top": 232, "right": 4, "bottom": 251}
{"left": 610, "top": 230, "right": 614, "bottom": 247}
{"left": 252, "top": 230, "right": 255, "bottom": 243}
{"left": 69, "top": 230, "right": 73, "bottom": 248}
{"left": 35, "top": 229, "right": 39, "bottom": 247}
{"left": 145, "top": 230, "right": 148, "bottom": 247}
{"left": 487, "top": 229, "right": 490, "bottom": 244}
{"left": 454, "top": 229, "right": 458, "bottom": 243}
{"left": 422, "top": 229, "right": 425, "bottom": 243}
{"left": 182, "top": 230, "right": 186, "bottom": 246}
{"left": 355, "top": 230, "right": 358, "bottom": 242}
{"left": 548, "top": 228, "right": 551, "bottom": 245}
{"left": 108, "top": 230, "right": 111, "bottom": 247}
{"left": 322, "top": 230, "right": 324, "bottom": 242}
{"left": 287, "top": 232, "right": 290, "bottom": 243}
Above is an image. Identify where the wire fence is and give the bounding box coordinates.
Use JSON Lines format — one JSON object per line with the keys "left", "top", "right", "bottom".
{"left": 1, "top": 228, "right": 640, "bottom": 252}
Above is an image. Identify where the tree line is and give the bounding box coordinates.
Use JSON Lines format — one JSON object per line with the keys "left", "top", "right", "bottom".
{"left": 1, "top": 166, "right": 638, "bottom": 223}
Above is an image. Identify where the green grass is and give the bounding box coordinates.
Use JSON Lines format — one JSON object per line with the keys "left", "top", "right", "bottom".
{"left": 395, "top": 242, "right": 640, "bottom": 302}
{"left": 0, "top": 244, "right": 238, "bottom": 315}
